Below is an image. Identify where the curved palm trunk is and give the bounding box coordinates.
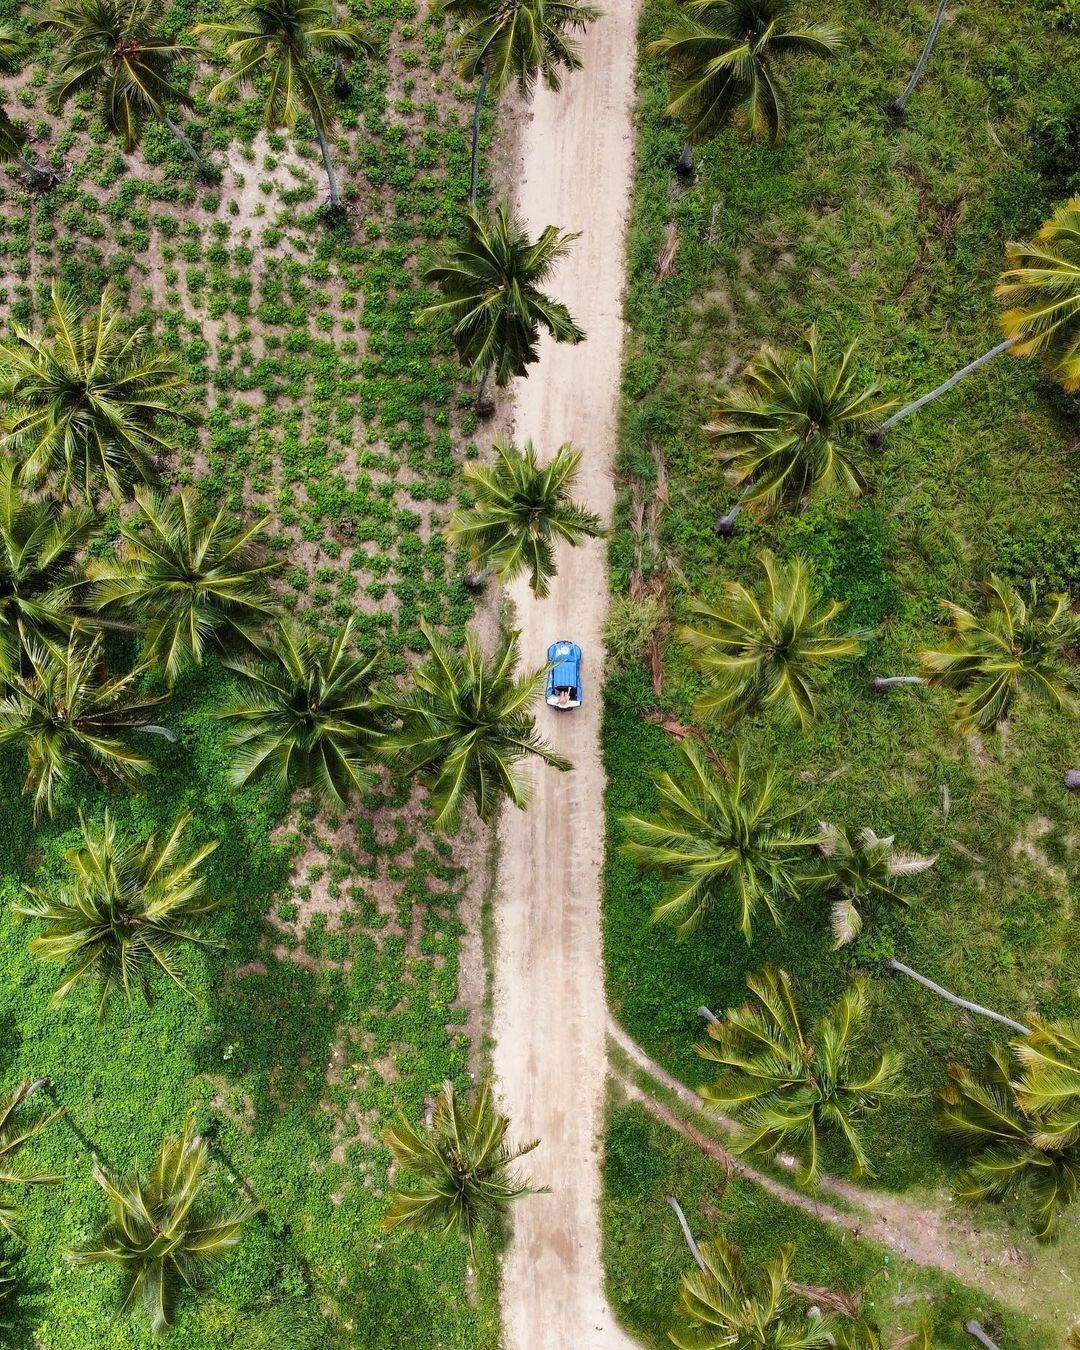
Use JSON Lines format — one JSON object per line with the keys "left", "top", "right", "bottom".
{"left": 697, "top": 1005, "right": 720, "bottom": 1025}
{"left": 676, "top": 140, "right": 695, "bottom": 179}
{"left": 887, "top": 0, "right": 950, "bottom": 116}
{"left": 868, "top": 338, "right": 1016, "bottom": 443}
{"left": 315, "top": 125, "right": 343, "bottom": 212}
{"left": 334, "top": 56, "right": 351, "bottom": 100}
{"left": 871, "top": 674, "right": 925, "bottom": 689}
{"left": 884, "top": 958, "right": 1031, "bottom": 1035}
{"left": 964, "top": 1323, "right": 1002, "bottom": 1350}
{"left": 463, "top": 565, "right": 493, "bottom": 590}
{"left": 470, "top": 68, "right": 491, "bottom": 207}
{"left": 666, "top": 1195, "right": 705, "bottom": 1272}
{"left": 162, "top": 116, "right": 216, "bottom": 182}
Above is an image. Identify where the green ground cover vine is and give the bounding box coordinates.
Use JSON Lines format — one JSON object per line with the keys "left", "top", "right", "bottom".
{"left": 0, "top": 0, "right": 502, "bottom": 1343}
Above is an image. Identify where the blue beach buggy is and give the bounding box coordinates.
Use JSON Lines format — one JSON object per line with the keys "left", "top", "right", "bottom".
{"left": 546, "top": 641, "right": 583, "bottom": 710}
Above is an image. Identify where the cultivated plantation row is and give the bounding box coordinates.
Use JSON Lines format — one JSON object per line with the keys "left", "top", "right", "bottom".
{"left": 0, "top": 0, "right": 608, "bottom": 1342}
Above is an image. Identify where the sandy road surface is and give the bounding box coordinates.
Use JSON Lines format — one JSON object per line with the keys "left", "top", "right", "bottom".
{"left": 490, "top": 6, "right": 641, "bottom": 1349}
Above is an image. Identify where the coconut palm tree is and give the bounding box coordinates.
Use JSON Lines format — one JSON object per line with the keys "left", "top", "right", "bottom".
{"left": 197, "top": 0, "right": 374, "bottom": 214}
{"left": 697, "top": 966, "right": 904, "bottom": 1184}
{"left": 34, "top": 0, "right": 215, "bottom": 178}
{"left": 448, "top": 438, "right": 604, "bottom": 595}
{"left": 0, "top": 1079, "right": 62, "bottom": 1238}
{"left": 433, "top": 0, "right": 599, "bottom": 205}
{"left": 918, "top": 576, "right": 1079, "bottom": 729}
{"left": 16, "top": 810, "right": 222, "bottom": 1021}
{"left": 420, "top": 204, "right": 584, "bottom": 413}
{"left": 936, "top": 1026, "right": 1080, "bottom": 1241}
{"left": 812, "top": 823, "right": 936, "bottom": 948}
{"left": 220, "top": 617, "right": 381, "bottom": 805}
{"left": 87, "top": 488, "right": 279, "bottom": 686}
{"left": 69, "top": 1116, "right": 256, "bottom": 1335}
{"left": 383, "top": 1080, "right": 543, "bottom": 1255}
{"left": 0, "top": 285, "right": 191, "bottom": 501}
{"left": 379, "top": 619, "right": 570, "bottom": 832}
{"left": 669, "top": 1235, "right": 837, "bottom": 1349}
{"left": 678, "top": 551, "right": 867, "bottom": 728}
{"left": 872, "top": 197, "right": 1080, "bottom": 438}
{"left": 0, "top": 25, "right": 31, "bottom": 169}
{"left": 0, "top": 457, "right": 97, "bottom": 677}
{"left": 620, "top": 740, "right": 818, "bottom": 940}
{"left": 0, "top": 635, "right": 168, "bottom": 821}
{"left": 647, "top": 0, "right": 841, "bottom": 169}
{"left": 704, "top": 330, "right": 895, "bottom": 514}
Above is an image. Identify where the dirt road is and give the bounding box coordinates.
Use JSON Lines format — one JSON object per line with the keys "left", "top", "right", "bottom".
{"left": 489, "top": 6, "right": 641, "bottom": 1349}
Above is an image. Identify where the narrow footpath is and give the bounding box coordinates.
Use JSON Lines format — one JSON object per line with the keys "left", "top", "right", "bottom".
{"left": 489, "top": 6, "right": 642, "bottom": 1348}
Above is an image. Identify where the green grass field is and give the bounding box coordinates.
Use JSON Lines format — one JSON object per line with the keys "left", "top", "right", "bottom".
{"left": 0, "top": 0, "right": 502, "bottom": 1343}
{"left": 602, "top": 0, "right": 1080, "bottom": 1242}
{"left": 602, "top": 1101, "right": 1061, "bottom": 1347}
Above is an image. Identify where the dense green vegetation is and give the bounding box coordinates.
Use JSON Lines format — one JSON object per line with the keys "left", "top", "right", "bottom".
{"left": 603, "top": 0, "right": 1080, "bottom": 1246}
{"left": 0, "top": 0, "right": 513, "bottom": 1341}
{"left": 602, "top": 1102, "right": 1060, "bottom": 1346}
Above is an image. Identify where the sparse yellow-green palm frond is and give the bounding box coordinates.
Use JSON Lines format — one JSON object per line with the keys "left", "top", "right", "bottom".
{"left": 697, "top": 966, "right": 904, "bottom": 1185}
{"left": 679, "top": 550, "right": 867, "bottom": 728}
{"left": 705, "top": 329, "right": 896, "bottom": 513}
{"left": 919, "top": 575, "right": 1079, "bottom": 729}
{"left": 383, "top": 1080, "right": 544, "bottom": 1255}
{"left": 16, "top": 809, "right": 223, "bottom": 1021}
{"left": 621, "top": 740, "right": 818, "bottom": 940}
{"left": 996, "top": 196, "right": 1080, "bottom": 393}
{"left": 69, "top": 1117, "right": 257, "bottom": 1334}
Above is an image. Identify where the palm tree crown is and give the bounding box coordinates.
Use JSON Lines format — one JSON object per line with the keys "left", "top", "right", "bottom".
{"left": 996, "top": 195, "right": 1080, "bottom": 393}
{"left": 0, "top": 635, "right": 167, "bottom": 821}
{"left": 0, "top": 286, "right": 191, "bottom": 501}
{"left": 647, "top": 0, "right": 842, "bottom": 145}
{"left": 678, "top": 550, "right": 867, "bottom": 728}
{"left": 0, "top": 457, "right": 97, "bottom": 677}
{"left": 197, "top": 0, "right": 373, "bottom": 208}
{"left": 705, "top": 330, "right": 895, "bottom": 513}
{"left": 88, "top": 488, "right": 279, "bottom": 686}
{"left": 16, "top": 810, "right": 222, "bottom": 1021}
{"left": 937, "top": 1021, "right": 1080, "bottom": 1241}
{"left": 35, "top": 0, "right": 198, "bottom": 157}
{"left": 221, "top": 617, "right": 382, "bottom": 805}
{"left": 435, "top": 0, "right": 599, "bottom": 95}
{"left": 919, "top": 576, "right": 1079, "bottom": 729}
{"left": 69, "top": 1117, "right": 256, "bottom": 1334}
{"left": 621, "top": 740, "right": 818, "bottom": 940}
{"left": 812, "top": 822, "right": 936, "bottom": 948}
{"left": 669, "top": 1235, "right": 836, "bottom": 1349}
{"left": 448, "top": 438, "right": 603, "bottom": 596}
{"left": 380, "top": 619, "right": 570, "bottom": 832}
{"left": 199, "top": 0, "right": 371, "bottom": 131}
{"left": 698, "top": 966, "right": 904, "bottom": 1184}
{"left": 0, "top": 1080, "right": 62, "bottom": 1238}
{"left": 421, "top": 204, "right": 584, "bottom": 395}
{"left": 383, "top": 1080, "right": 543, "bottom": 1255}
